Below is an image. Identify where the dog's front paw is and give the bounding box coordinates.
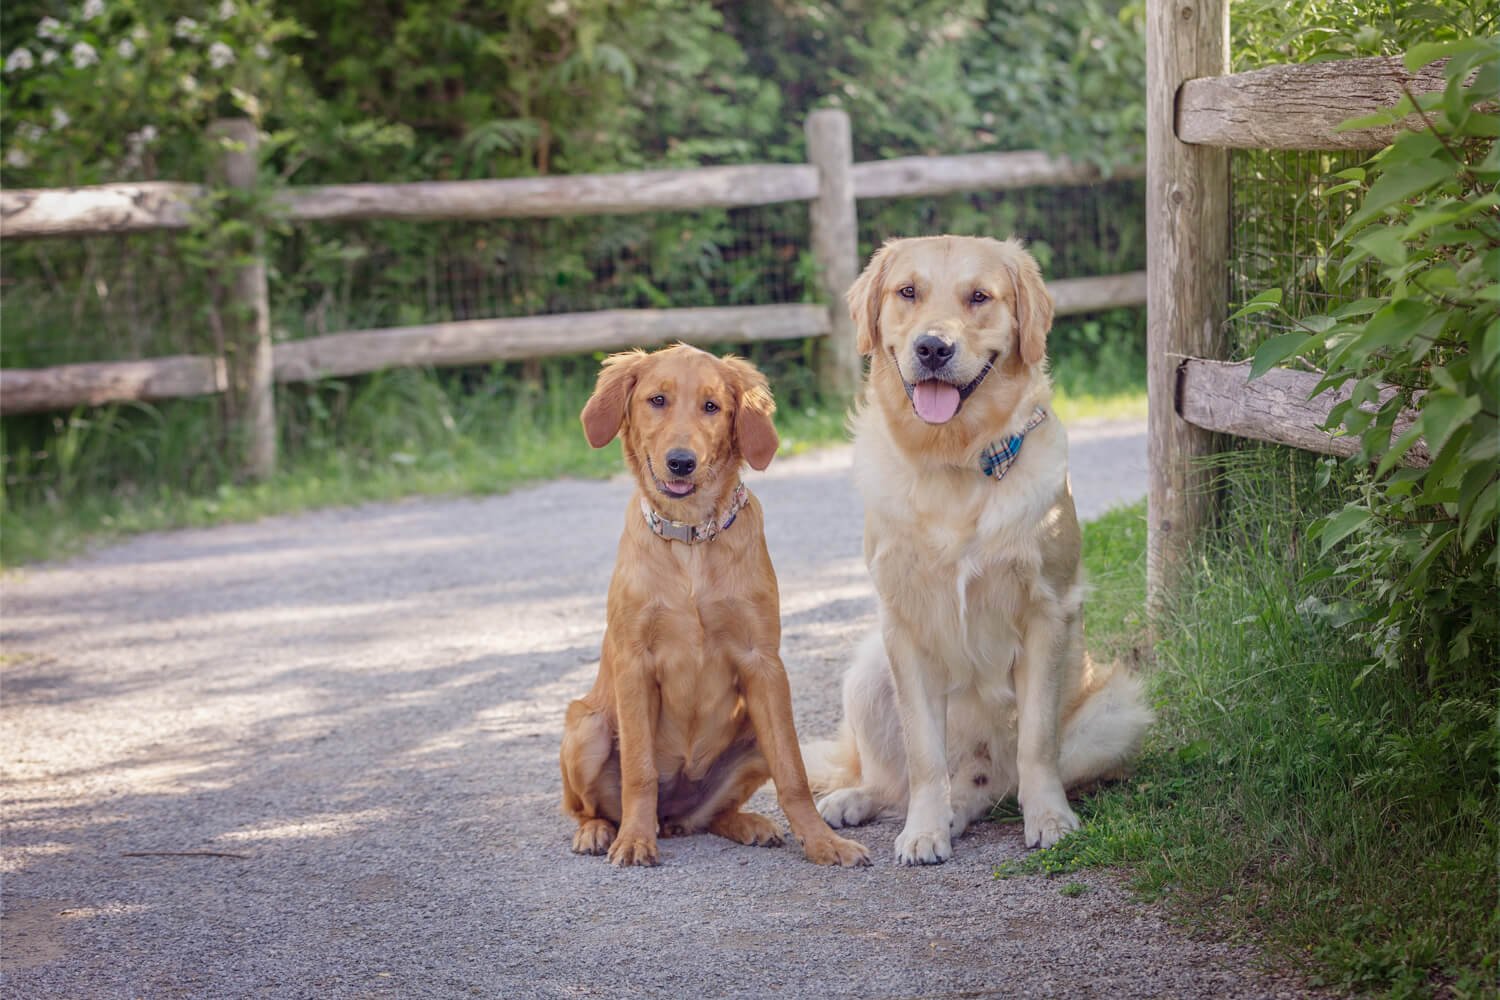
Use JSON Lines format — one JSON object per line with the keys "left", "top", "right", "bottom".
{"left": 1023, "top": 801, "right": 1080, "bottom": 849}
{"left": 802, "top": 831, "right": 871, "bottom": 867}
{"left": 817, "top": 787, "right": 876, "bottom": 828}
{"left": 572, "top": 818, "right": 616, "bottom": 855}
{"left": 893, "top": 825, "right": 952, "bottom": 866}
{"left": 607, "top": 830, "right": 660, "bottom": 867}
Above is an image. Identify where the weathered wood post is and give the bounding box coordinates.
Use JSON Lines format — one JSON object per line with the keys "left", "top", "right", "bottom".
{"left": 1145, "top": 0, "right": 1230, "bottom": 611}
{"left": 210, "top": 117, "right": 276, "bottom": 480}
{"left": 805, "top": 109, "right": 861, "bottom": 397}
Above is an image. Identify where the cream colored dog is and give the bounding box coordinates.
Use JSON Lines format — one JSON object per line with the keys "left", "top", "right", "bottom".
{"left": 808, "top": 236, "right": 1152, "bottom": 864}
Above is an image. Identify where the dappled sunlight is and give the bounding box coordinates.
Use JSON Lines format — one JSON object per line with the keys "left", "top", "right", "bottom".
{"left": 0, "top": 841, "right": 72, "bottom": 874}
{"left": 216, "top": 809, "right": 394, "bottom": 845}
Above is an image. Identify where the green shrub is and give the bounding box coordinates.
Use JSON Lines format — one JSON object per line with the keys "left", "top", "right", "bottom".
{"left": 1246, "top": 40, "right": 1498, "bottom": 690}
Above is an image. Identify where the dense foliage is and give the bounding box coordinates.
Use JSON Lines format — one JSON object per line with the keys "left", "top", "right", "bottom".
{"left": 1246, "top": 40, "right": 1499, "bottom": 686}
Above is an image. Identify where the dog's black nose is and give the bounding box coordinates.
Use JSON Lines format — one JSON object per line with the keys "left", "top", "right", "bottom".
{"left": 665, "top": 449, "right": 697, "bottom": 477}
{"left": 914, "top": 334, "right": 956, "bottom": 371}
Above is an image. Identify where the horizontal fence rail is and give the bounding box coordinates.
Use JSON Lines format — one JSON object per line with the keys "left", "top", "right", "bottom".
{"left": 0, "top": 273, "right": 1145, "bottom": 415}
{"left": 0, "top": 150, "right": 1141, "bottom": 240}
{"left": 1175, "top": 359, "right": 1428, "bottom": 467}
{"left": 1176, "top": 54, "right": 1449, "bottom": 151}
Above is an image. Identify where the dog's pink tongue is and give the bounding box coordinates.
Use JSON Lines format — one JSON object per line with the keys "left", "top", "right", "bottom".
{"left": 662, "top": 480, "right": 694, "bottom": 496}
{"left": 912, "top": 380, "right": 961, "bottom": 424}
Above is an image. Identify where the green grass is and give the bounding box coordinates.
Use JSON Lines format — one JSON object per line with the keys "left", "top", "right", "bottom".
{"left": 1002, "top": 457, "right": 1499, "bottom": 999}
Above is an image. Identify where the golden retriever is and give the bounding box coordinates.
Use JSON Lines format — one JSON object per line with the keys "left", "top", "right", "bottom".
{"left": 561, "top": 344, "right": 871, "bottom": 868}
{"left": 807, "top": 236, "right": 1152, "bottom": 864}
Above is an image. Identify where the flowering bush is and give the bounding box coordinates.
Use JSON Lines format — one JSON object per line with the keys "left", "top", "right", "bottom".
{"left": 1, "top": 0, "right": 309, "bottom": 185}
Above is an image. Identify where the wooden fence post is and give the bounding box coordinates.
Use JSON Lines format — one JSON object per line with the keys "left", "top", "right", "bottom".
{"left": 210, "top": 117, "right": 276, "bottom": 480}
{"left": 1145, "top": 0, "right": 1230, "bottom": 611}
{"left": 805, "top": 109, "right": 861, "bottom": 397}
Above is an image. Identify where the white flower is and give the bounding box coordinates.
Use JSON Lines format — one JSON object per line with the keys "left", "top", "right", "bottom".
{"left": 139, "top": 124, "right": 158, "bottom": 143}
{"left": 82, "top": 0, "right": 105, "bottom": 21}
{"left": 38, "top": 17, "right": 65, "bottom": 41}
{"left": 6, "top": 147, "right": 31, "bottom": 168}
{"left": 70, "top": 41, "right": 98, "bottom": 68}
{"left": 173, "top": 17, "right": 200, "bottom": 39}
{"left": 547, "top": 0, "right": 569, "bottom": 16}
{"left": 253, "top": 43, "right": 270, "bottom": 60}
{"left": 18, "top": 122, "right": 47, "bottom": 142}
{"left": 52, "top": 107, "right": 71, "bottom": 129}
{"left": 5, "top": 47, "right": 36, "bottom": 73}
{"left": 117, "top": 38, "right": 136, "bottom": 59}
{"left": 180, "top": 74, "right": 198, "bottom": 93}
{"left": 41, "top": 48, "right": 58, "bottom": 65}
{"left": 216, "top": 0, "right": 236, "bottom": 20}
{"left": 131, "top": 25, "right": 147, "bottom": 42}
{"left": 127, "top": 123, "right": 159, "bottom": 151}
{"left": 208, "top": 41, "right": 235, "bottom": 69}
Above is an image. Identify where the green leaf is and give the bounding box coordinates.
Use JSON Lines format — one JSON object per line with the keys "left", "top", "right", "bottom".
{"left": 1353, "top": 228, "right": 1408, "bottom": 268}
{"left": 1250, "top": 332, "right": 1316, "bottom": 379}
{"left": 1403, "top": 528, "right": 1456, "bottom": 589}
{"left": 1461, "top": 480, "right": 1498, "bottom": 551}
{"left": 1419, "top": 391, "right": 1482, "bottom": 458}
{"left": 1330, "top": 300, "right": 1439, "bottom": 367}
{"left": 1319, "top": 505, "right": 1371, "bottom": 555}
{"left": 1479, "top": 317, "right": 1500, "bottom": 377}
{"left": 1403, "top": 37, "right": 1500, "bottom": 72}
{"left": 1376, "top": 422, "right": 1428, "bottom": 476}
{"left": 1229, "top": 288, "right": 1283, "bottom": 321}
{"left": 1342, "top": 157, "right": 1455, "bottom": 233}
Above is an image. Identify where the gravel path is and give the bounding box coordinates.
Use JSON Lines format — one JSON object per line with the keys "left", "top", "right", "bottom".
{"left": 3, "top": 419, "right": 1310, "bottom": 998}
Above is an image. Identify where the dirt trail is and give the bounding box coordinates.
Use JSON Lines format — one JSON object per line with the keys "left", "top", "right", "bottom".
{"left": 3, "top": 421, "right": 1310, "bottom": 998}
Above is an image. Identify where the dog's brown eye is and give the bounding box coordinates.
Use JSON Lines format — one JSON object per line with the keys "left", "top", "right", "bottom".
{"left": 648, "top": 394, "right": 667, "bottom": 408}
{"left": 703, "top": 400, "right": 719, "bottom": 413}
{"left": 970, "top": 289, "right": 989, "bottom": 304}
{"left": 898, "top": 285, "right": 916, "bottom": 300}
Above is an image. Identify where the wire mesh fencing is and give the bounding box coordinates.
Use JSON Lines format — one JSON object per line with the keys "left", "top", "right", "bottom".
{"left": 1228, "top": 148, "right": 1373, "bottom": 358}
{"left": 856, "top": 178, "right": 1146, "bottom": 281}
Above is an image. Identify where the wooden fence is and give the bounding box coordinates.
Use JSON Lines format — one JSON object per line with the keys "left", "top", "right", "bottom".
{"left": 0, "top": 109, "right": 1146, "bottom": 478}
{"left": 1145, "top": 0, "right": 1447, "bottom": 607}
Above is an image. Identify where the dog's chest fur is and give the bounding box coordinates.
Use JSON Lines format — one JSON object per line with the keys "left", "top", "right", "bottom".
{"left": 852, "top": 410, "right": 1071, "bottom": 703}
{"left": 606, "top": 505, "right": 774, "bottom": 781}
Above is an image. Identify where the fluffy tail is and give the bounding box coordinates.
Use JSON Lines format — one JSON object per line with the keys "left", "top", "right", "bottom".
{"left": 801, "top": 724, "right": 861, "bottom": 796}
{"left": 1059, "top": 663, "right": 1154, "bottom": 787}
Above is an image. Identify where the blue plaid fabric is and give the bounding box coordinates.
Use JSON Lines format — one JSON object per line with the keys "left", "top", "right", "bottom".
{"left": 978, "top": 407, "right": 1048, "bottom": 482}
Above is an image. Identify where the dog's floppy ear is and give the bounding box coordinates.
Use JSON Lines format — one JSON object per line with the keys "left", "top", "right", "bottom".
{"left": 847, "top": 240, "right": 896, "bottom": 357}
{"left": 581, "top": 350, "right": 647, "bottom": 448}
{"left": 721, "top": 355, "right": 778, "bottom": 471}
{"left": 1004, "top": 241, "right": 1055, "bottom": 367}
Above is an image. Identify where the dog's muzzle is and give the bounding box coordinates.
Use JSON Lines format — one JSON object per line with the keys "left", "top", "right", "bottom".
{"left": 896, "top": 350, "right": 1000, "bottom": 425}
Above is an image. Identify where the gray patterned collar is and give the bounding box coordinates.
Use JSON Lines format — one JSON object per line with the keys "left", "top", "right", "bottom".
{"left": 639, "top": 481, "right": 750, "bottom": 544}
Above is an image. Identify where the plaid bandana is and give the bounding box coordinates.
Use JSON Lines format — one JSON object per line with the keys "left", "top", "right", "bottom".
{"left": 978, "top": 406, "right": 1049, "bottom": 482}
{"left": 640, "top": 481, "right": 750, "bottom": 544}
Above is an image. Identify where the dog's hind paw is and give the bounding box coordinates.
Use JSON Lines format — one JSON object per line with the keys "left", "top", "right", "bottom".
{"left": 607, "top": 831, "right": 660, "bottom": 867}
{"left": 894, "top": 826, "right": 952, "bottom": 866}
{"left": 572, "top": 818, "right": 617, "bottom": 855}
{"left": 710, "top": 811, "right": 784, "bottom": 847}
{"left": 816, "top": 787, "right": 876, "bottom": 828}
{"left": 803, "top": 832, "right": 871, "bottom": 867}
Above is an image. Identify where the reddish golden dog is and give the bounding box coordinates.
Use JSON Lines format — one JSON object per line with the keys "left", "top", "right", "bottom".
{"left": 560, "top": 344, "right": 870, "bottom": 868}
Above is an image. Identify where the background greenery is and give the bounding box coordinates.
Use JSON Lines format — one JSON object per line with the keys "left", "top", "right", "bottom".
{"left": 1, "top": 0, "right": 1150, "bottom": 560}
